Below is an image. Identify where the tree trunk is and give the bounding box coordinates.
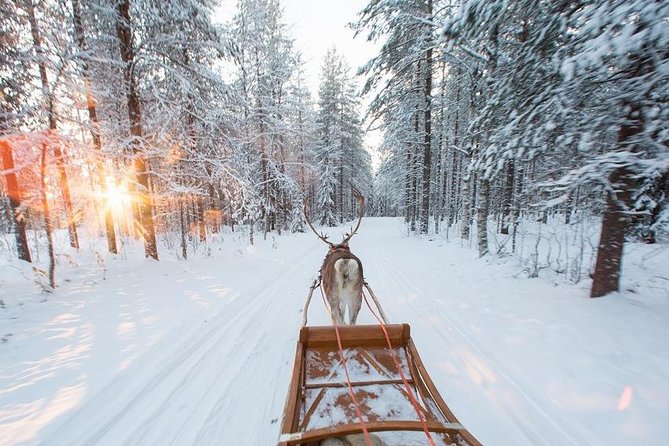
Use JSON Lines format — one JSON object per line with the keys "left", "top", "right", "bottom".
{"left": 449, "top": 71, "right": 462, "bottom": 229}
{"left": 405, "top": 147, "right": 412, "bottom": 224}
{"left": 645, "top": 170, "right": 668, "bottom": 243}
{"left": 460, "top": 172, "right": 472, "bottom": 240}
{"left": 433, "top": 140, "right": 442, "bottom": 234}
{"left": 419, "top": 0, "right": 433, "bottom": 234}
{"left": 564, "top": 191, "right": 574, "bottom": 225}
{"left": 40, "top": 142, "right": 55, "bottom": 289}
{"left": 339, "top": 157, "right": 344, "bottom": 223}
{"left": 434, "top": 62, "right": 447, "bottom": 233}
{"left": 445, "top": 150, "right": 455, "bottom": 230}
{"left": 197, "top": 196, "right": 206, "bottom": 242}
{"left": 260, "top": 144, "right": 269, "bottom": 239}
{"left": 179, "top": 199, "right": 187, "bottom": 260}
{"left": 590, "top": 168, "right": 632, "bottom": 297}
{"left": 72, "top": 0, "right": 117, "bottom": 254}
{"left": 500, "top": 161, "right": 514, "bottom": 234}
{"left": 27, "top": 0, "right": 79, "bottom": 249}
{"left": 511, "top": 162, "right": 524, "bottom": 252}
{"left": 410, "top": 108, "right": 420, "bottom": 233}
{"left": 477, "top": 178, "right": 490, "bottom": 257}
{"left": 116, "top": 0, "right": 158, "bottom": 260}
{"left": 1, "top": 140, "right": 31, "bottom": 262}
{"left": 591, "top": 34, "right": 650, "bottom": 296}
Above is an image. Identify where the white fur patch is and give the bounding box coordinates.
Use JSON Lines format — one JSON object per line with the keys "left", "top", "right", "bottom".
{"left": 334, "top": 258, "right": 358, "bottom": 277}
{"left": 331, "top": 259, "right": 362, "bottom": 323}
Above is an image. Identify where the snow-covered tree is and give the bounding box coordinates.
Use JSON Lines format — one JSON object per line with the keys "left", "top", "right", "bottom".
{"left": 439, "top": 0, "right": 669, "bottom": 293}
{"left": 228, "top": 0, "right": 307, "bottom": 237}
{"left": 1, "top": 0, "right": 35, "bottom": 262}
{"left": 354, "top": 0, "right": 435, "bottom": 234}
{"left": 314, "top": 49, "right": 371, "bottom": 225}
{"left": 556, "top": 1, "right": 669, "bottom": 296}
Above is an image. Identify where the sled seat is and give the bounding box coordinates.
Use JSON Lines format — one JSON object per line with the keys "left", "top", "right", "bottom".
{"left": 278, "top": 324, "right": 482, "bottom": 446}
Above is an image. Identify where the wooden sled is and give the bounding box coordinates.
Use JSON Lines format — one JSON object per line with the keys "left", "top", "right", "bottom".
{"left": 278, "top": 324, "right": 482, "bottom": 446}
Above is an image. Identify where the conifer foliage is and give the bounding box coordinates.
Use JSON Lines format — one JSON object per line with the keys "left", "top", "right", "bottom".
{"left": 0, "top": 0, "right": 371, "bottom": 286}
{"left": 314, "top": 49, "right": 371, "bottom": 226}
{"left": 2, "top": 0, "right": 665, "bottom": 298}
{"left": 358, "top": 0, "right": 669, "bottom": 296}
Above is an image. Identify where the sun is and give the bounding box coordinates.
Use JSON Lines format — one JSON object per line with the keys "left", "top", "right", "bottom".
{"left": 104, "top": 177, "right": 130, "bottom": 214}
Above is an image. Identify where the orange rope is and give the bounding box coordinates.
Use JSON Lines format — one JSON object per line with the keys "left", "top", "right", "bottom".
{"left": 363, "top": 289, "right": 436, "bottom": 446}
{"left": 320, "top": 284, "right": 373, "bottom": 446}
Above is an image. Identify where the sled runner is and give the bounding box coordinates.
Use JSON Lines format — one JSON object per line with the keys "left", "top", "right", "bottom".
{"left": 277, "top": 323, "right": 483, "bottom": 446}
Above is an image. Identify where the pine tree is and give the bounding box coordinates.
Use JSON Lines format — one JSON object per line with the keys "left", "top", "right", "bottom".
{"left": 354, "top": 0, "right": 436, "bottom": 234}
{"left": 115, "top": 0, "right": 159, "bottom": 260}
{"left": 314, "top": 49, "right": 371, "bottom": 225}
{"left": 228, "top": 0, "right": 305, "bottom": 236}
{"left": 438, "top": 0, "right": 668, "bottom": 292}
{"left": 557, "top": 1, "right": 669, "bottom": 296}
{"left": 71, "top": 0, "right": 117, "bottom": 254}
{"left": 0, "top": 1, "right": 33, "bottom": 262}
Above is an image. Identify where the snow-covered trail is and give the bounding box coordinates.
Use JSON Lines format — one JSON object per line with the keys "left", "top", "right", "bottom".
{"left": 358, "top": 222, "right": 579, "bottom": 446}
{"left": 2, "top": 218, "right": 668, "bottom": 446}
{"left": 42, "top": 240, "right": 324, "bottom": 446}
{"left": 354, "top": 220, "right": 668, "bottom": 446}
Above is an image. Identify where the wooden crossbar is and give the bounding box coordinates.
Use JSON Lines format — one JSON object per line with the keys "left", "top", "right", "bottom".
{"left": 279, "top": 420, "right": 465, "bottom": 445}
{"left": 300, "top": 324, "right": 410, "bottom": 348}
{"left": 304, "top": 378, "right": 413, "bottom": 389}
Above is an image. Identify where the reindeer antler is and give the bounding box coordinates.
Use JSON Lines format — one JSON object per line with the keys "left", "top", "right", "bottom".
{"left": 303, "top": 200, "right": 334, "bottom": 247}
{"left": 341, "top": 188, "right": 365, "bottom": 245}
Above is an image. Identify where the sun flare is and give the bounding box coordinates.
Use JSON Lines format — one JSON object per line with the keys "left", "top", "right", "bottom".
{"left": 103, "top": 177, "right": 130, "bottom": 214}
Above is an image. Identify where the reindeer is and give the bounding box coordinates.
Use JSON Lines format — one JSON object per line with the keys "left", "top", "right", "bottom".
{"left": 305, "top": 190, "right": 365, "bottom": 326}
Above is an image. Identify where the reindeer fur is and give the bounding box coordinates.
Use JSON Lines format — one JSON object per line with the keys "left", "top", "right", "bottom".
{"left": 320, "top": 246, "right": 363, "bottom": 325}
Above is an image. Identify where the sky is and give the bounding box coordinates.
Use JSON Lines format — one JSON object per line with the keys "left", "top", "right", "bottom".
{"left": 278, "top": 0, "right": 377, "bottom": 94}
{"left": 215, "top": 0, "right": 383, "bottom": 166}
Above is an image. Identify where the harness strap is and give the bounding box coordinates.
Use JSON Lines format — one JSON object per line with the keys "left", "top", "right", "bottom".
{"left": 320, "top": 283, "right": 373, "bottom": 446}
{"left": 363, "top": 289, "right": 436, "bottom": 446}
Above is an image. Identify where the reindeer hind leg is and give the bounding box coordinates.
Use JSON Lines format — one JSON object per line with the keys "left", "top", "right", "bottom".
{"left": 348, "top": 293, "right": 362, "bottom": 325}
{"left": 331, "top": 301, "right": 345, "bottom": 326}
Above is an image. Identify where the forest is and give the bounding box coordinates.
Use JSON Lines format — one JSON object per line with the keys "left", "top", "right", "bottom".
{"left": 1, "top": 0, "right": 668, "bottom": 300}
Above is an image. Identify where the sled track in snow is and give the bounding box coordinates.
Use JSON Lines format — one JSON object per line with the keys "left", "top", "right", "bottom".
{"left": 175, "top": 248, "right": 318, "bottom": 445}
{"left": 48, "top": 244, "right": 319, "bottom": 446}
{"left": 374, "top": 234, "right": 579, "bottom": 446}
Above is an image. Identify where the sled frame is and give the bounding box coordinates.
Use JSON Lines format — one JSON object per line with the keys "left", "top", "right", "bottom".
{"left": 278, "top": 324, "right": 482, "bottom": 446}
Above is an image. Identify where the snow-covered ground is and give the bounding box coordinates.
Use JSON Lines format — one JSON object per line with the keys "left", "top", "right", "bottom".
{"left": 1, "top": 218, "right": 668, "bottom": 445}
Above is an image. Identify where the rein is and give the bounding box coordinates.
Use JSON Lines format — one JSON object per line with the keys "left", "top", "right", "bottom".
{"left": 319, "top": 283, "right": 373, "bottom": 446}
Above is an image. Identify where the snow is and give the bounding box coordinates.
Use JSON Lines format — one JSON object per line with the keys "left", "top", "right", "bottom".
{"left": 1, "top": 218, "right": 668, "bottom": 445}
{"left": 303, "top": 346, "right": 423, "bottom": 432}
{"left": 305, "top": 348, "right": 411, "bottom": 385}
